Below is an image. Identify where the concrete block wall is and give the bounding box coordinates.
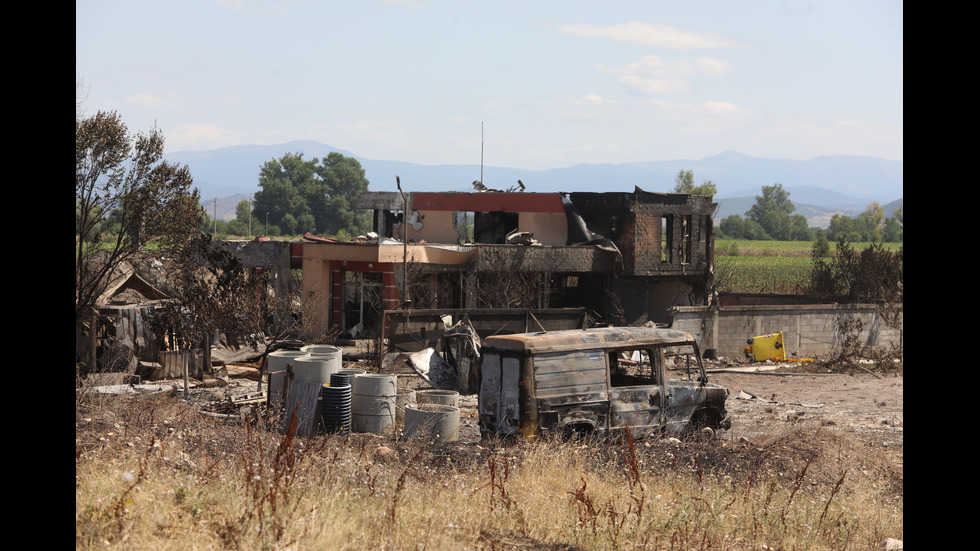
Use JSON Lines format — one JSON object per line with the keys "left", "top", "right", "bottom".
{"left": 670, "top": 304, "right": 903, "bottom": 359}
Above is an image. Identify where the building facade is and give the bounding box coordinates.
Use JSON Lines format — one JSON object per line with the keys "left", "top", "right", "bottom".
{"left": 301, "top": 188, "right": 715, "bottom": 336}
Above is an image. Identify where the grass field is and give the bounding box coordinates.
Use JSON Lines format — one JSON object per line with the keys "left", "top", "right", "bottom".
{"left": 714, "top": 256, "right": 813, "bottom": 294}
{"left": 76, "top": 393, "right": 902, "bottom": 550}
{"left": 714, "top": 239, "right": 902, "bottom": 258}
{"left": 713, "top": 239, "right": 902, "bottom": 294}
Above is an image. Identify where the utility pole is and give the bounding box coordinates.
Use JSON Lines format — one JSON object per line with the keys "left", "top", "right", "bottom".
{"left": 396, "top": 176, "right": 410, "bottom": 307}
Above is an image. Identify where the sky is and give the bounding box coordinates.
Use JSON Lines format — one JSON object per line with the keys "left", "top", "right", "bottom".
{"left": 76, "top": 0, "right": 903, "bottom": 171}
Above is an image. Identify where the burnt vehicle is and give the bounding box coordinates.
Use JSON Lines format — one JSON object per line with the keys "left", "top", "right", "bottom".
{"left": 478, "top": 326, "right": 730, "bottom": 439}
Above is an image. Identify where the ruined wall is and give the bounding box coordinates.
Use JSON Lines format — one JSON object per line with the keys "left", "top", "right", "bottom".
{"left": 633, "top": 194, "right": 713, "bottom": 277}
{"left": 568, "top": 192, "right": 714, "bottom": 279}
{"left": 301, "top": 254, "right": 332, "bottom": 336}
{"left": 475, "top": 245, "right": 617, "bottom": 273}
{"left": 405, "top": 210, "right": 458, "bottom": 244}
{"left": 216, "top": 240, "right": 294, "bottom": 297}
{"left": 607, "top": 278, "right": 704, "bottom": 326}
{"left": 519, "top": 212, "right": 568, "bottom": 245}
{"left": 670, "top": 304, "right": 904, "bottom": 358}
{"left": 632, "top": 202, "right": 663, "bottom": 273}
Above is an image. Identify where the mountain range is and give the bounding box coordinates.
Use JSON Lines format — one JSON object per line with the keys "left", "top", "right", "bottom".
{"left": 166, "top": 140, "right": 903, "bottom": 228}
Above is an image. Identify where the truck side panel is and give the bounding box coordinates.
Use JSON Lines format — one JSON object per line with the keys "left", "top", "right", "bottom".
{"left": 532, "top": 350, "right": 609, "bottom": 432}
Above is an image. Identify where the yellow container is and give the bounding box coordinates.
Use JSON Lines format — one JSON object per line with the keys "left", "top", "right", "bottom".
{"left": 750, "top": 331, "right": 786, "bottom": 361}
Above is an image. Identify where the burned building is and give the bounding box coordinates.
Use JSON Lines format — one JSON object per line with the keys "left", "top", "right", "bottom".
{"left": 300, "top": 187, "right": 715, "bottom": 337}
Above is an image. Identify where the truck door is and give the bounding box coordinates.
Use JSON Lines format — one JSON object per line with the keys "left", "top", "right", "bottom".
{"left": 478, "top": 353, "right": 521, "bottom": 435}
{"left": 608, "top": 347, "right": 664, "bottom": 438}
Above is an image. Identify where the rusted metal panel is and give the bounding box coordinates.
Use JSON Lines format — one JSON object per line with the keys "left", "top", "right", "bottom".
{"left": 533, "top": 350, "right": 607, "bottom": 405}
{"left": 500, "top": 357, "right": 521, "bottom": 434}
{"left": 663, "top": 381, "right": 730, "bottom": 433}
{"left": 609, "top": 386, "right": 662, "bottom": 438}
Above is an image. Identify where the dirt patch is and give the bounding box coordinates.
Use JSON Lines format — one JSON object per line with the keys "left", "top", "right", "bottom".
{"left": 705, "top": 369, "right": 903, "bottom": 456}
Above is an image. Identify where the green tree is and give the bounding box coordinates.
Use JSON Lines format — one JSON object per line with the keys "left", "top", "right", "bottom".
{"left": 673, "top": 169, "right": 718, "bottom": 196}
{"left": 788, "top": 214, "right": 814, "bottom": 241}
{"left": 826, "top": 213, "right": 855, "bottom": 242}
{"left": 252, "top": 152, "right": 370, "bottom": 237}
{"left": 858, "top": 202, "right": 884, "bottom": 242}
{"left": 746, "top": 183, "right": 798, "bottom": 240}
{"left": 719, "top": 214, "right": 770, "bottom": 240}
{"left": 252, "top": 153, "right": 316, "bottom": 235}
{"left": 76, "top": 109, "right": 202, "bottom": 323}
{"left": 236, "top": 199, "right": 252, "bottom": 226}
{"left": 882, "top": 216, "right": 903, "bottom": 242}
{"left": 316, "top": 152, "right": 371, "bottom": 235}
{"left": 226, "top": 219, "right": 249, "bottom": 236}
{"left": 811, "top": 232, "right": 830, "bottom": 257}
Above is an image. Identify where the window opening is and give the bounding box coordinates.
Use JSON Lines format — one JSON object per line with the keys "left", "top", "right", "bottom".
{"left": 609, "top": 347, "right": 660, "bottom": 387}
{"left": 663, "top": 344, "right": 701, "bottom": 382}
{"left": 474, "top": 211, "right": 519, "bottom": 244}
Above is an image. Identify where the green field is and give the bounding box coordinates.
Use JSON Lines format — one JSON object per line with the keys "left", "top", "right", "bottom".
{"left": 712, "top": 239, "right": 902, "bottom": 294}
{"left": 714, "top": 255, "right": 812, "bottom": 294}
{"left": 715, "top": 239, "right": 902, "bottom": 258}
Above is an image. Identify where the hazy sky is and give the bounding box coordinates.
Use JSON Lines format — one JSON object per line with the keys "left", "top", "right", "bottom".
{"left": 76, "top": 0, "right": 903, "bottom": 171}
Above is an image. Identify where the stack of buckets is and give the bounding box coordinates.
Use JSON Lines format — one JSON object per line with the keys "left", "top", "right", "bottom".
{"left": 268, "top": 346, "right": 406, "bottom": 437}
{"left": 268, "top": 345, "right": 345, "bottom": 433}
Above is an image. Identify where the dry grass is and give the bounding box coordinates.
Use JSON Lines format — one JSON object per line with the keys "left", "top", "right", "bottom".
{"left": 76, "top": 391, "right": 902, "bottom": 550}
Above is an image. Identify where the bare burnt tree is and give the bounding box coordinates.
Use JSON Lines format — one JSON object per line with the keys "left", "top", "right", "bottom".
{"left": 148, "top": 234, "right": 264, "bottom": 372}
{"left": 76, "top": 110, "right": 202, "bottom": 325}
{"left": 406, "top": 262, "right": 463, "bottom": 310}
{"left": 475, "top": 247, "right": 557, "bottom": 309}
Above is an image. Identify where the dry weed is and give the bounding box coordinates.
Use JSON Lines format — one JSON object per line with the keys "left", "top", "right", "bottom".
{"left": 77, "top": 394, "right": 902, "bottom": 550}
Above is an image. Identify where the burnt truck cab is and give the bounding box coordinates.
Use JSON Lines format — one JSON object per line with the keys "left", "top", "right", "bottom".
{"left": 478, "top": 327, "right": 731, "bottom": 440}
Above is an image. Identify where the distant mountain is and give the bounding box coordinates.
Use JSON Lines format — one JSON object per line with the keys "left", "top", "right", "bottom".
{"left": 166, "top": 142, "right": 902, "bottom": 225}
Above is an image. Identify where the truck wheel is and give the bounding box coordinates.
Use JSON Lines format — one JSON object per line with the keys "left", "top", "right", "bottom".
{"left": 562, "top": 423, "right": 594, "bottom": 441}
{"left": 699, "top": 426, "right": 715, "bottom": 441}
